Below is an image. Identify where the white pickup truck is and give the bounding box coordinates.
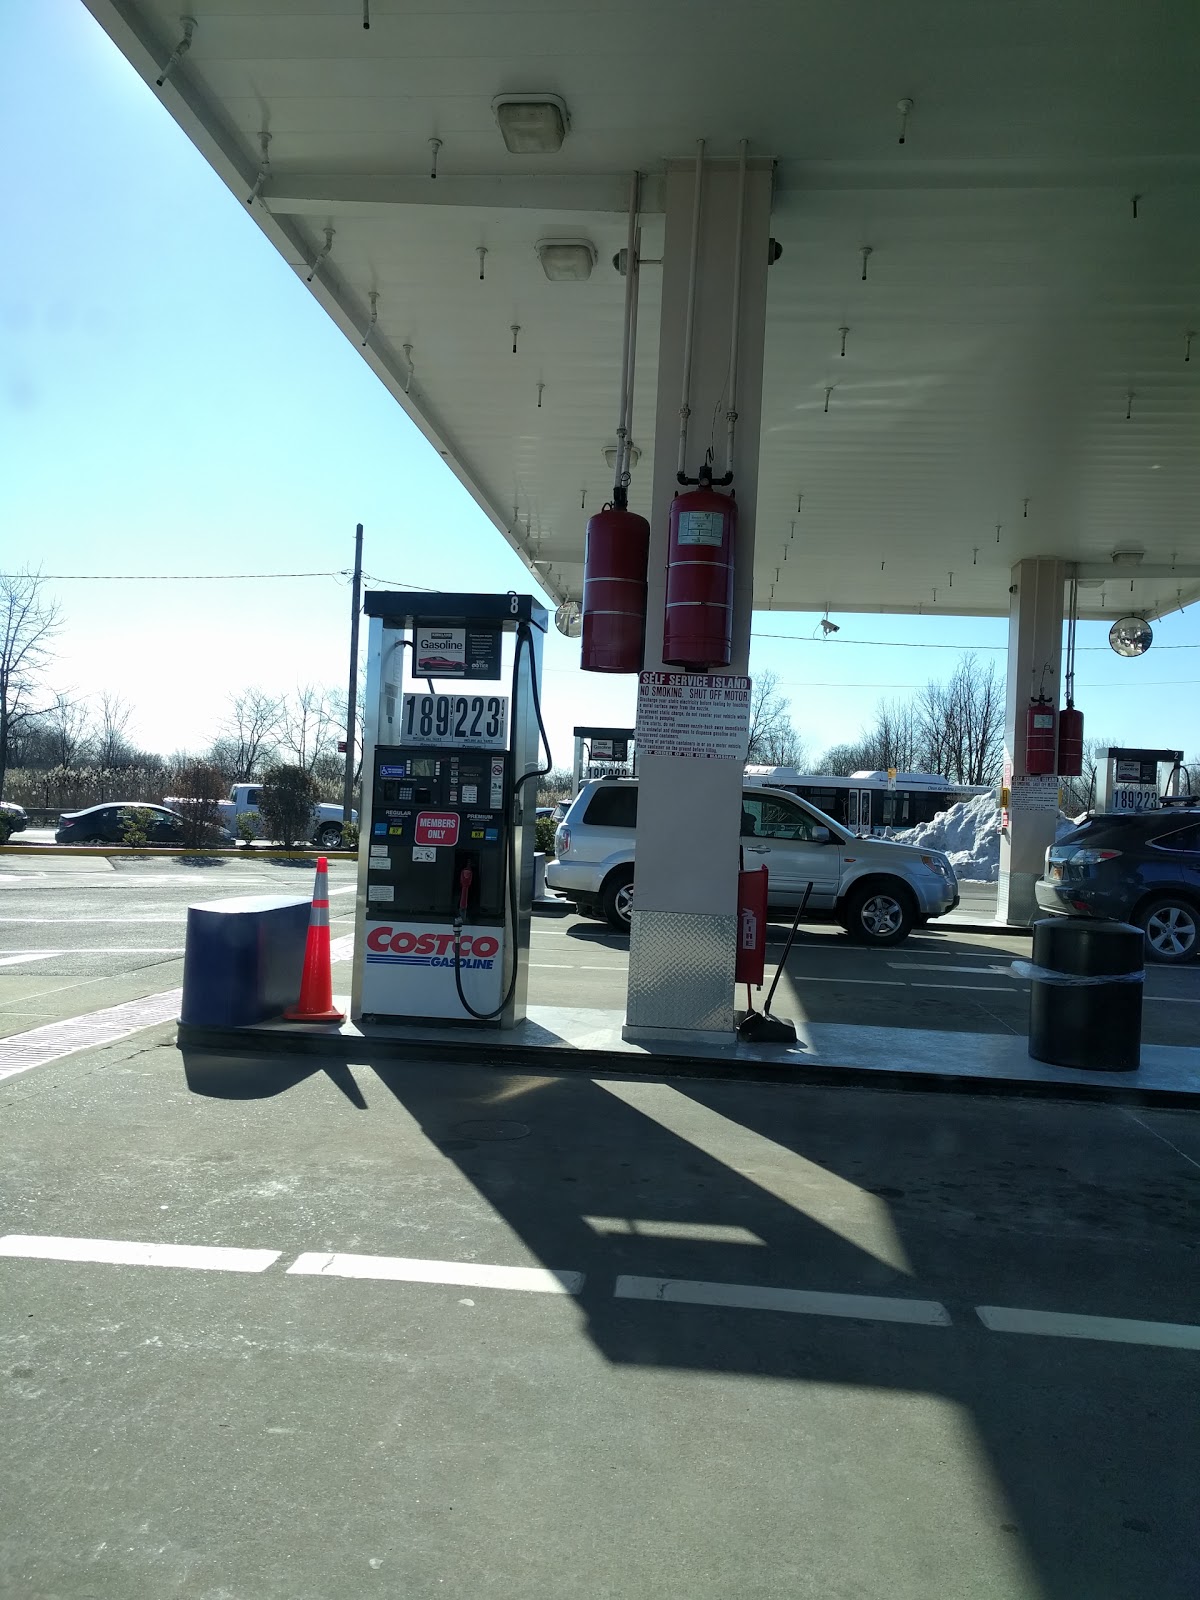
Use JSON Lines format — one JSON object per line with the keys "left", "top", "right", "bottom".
{"left": 165, "top": 784, "right": 355, "bottom": 848}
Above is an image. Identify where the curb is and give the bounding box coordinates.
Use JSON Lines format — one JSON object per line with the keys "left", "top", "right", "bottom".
{"left": 0, "top": 845, "right": 357, "bottom": 861}
{"left": 175, "top": 1022, "right": 1198, "bottom": 1110}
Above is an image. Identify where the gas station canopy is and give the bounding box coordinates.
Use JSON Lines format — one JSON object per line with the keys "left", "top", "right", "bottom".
{"left": 85, "top": 1, "right": 1200, "bottom": 619}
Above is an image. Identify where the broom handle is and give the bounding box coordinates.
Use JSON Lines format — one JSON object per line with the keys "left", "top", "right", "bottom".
{"left": 762, "top": 881, "right": 812, "bottom": 1015}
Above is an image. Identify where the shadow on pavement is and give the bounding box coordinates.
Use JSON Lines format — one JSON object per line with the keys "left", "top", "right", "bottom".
{"left": 181, "top": 1050, "right": 368, "bottom": 1108}
{"left": 366, "top": 1059, "right": 1197, "bottom": 1600}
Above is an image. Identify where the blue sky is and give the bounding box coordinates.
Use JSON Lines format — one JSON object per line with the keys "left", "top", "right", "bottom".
{"left": 2, "top": 1, "right": 1197, "bottom": 771}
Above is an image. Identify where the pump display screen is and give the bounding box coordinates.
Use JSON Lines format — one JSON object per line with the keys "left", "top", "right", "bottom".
{"left": 406, "top": 757, "right": 437, "bottom": 777}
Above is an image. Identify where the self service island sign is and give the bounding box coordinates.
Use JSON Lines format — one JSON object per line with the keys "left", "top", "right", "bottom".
{"left": 413, "top": 626, "right": 502, "bottom": 680}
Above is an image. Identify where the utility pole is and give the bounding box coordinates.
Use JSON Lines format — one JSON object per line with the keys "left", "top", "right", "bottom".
{"left": 341, "top": 523, "right": 363, "bottom": 831}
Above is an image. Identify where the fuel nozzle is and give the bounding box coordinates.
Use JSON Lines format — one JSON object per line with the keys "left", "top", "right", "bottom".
{"left": 454, "top": 864, "right": 474, "bottom": 933}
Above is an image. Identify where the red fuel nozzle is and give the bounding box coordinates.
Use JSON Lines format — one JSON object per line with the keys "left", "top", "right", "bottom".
{"left": 458, "top": 865, "right": 474, "bottom": 913}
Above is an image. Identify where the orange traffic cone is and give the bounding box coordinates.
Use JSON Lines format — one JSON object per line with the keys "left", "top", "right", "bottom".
{"left": 284, "top": 856, "right": 345, "bottom": 1023}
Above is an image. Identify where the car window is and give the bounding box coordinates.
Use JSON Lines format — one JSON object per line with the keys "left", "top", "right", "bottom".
{"left": 247, "top": 788, "right": 262, "bottom": 806}
{"left": 583, "top": 786, "right": 638, "bottom": 829}
{"left": 741, "top": 794, "right": 826, "bottom": 842}
{"left": 1152, "top": 823, "right": 1200, "bottom": 854}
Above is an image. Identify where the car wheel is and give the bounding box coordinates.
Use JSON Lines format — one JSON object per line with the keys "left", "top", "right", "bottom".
{"left": 1140, "top": 896, "right": 1200, "bottom": 964}
{"left": 600, "top": 871, "right": 635, "bottom": 932}
{"left": 317, "top": 823, "right": 343, "bottom": 849}
{"left": 842, "top": 881, "right": 915, "bottom": 947}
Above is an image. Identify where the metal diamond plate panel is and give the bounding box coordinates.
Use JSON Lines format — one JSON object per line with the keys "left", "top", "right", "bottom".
{"left": 626, "top": 911, "right": 736, "bottom": 1033}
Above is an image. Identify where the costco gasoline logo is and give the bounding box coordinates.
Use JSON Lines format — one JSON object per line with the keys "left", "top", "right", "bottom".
{"left": 366, "top": 927, "right": 498, "bottom": 969}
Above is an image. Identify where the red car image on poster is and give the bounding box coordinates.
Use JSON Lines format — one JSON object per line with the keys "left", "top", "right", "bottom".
{"left": 414, "top": 811, "right": 460, "bottom": 847}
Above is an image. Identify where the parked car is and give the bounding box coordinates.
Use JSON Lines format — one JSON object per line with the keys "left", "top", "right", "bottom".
{"left": 1035, "top": 807, "right": 1200, "bottom": 963}
{"left": 54, "top": 803, "right": 234, "bottom": 847}
{"left": 547, "top": 778, "right": 958, "bottom": 942}
{"left": 164, "top": 783, "right": 354, "bottom": 849}
{"left": 0, "top": 800, "right": 28, "bottom": 834}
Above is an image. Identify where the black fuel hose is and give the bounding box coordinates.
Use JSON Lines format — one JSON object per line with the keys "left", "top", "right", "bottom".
{"left": 453, "top": 621, "right": 552, "bottom": 1020}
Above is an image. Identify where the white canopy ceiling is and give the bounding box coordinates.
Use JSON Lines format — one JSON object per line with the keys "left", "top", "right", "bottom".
{"left": 84, "top": 0, "right": 1200, "bottom": 619}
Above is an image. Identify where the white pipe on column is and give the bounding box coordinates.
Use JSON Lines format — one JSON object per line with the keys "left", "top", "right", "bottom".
{"left": 613, "top": 171, "right": 640, "bottom": 499}
{"left": 677, "top": 139, "right": 705, "bottom": 480}
{"left": 619, "top": 225, "right": 642, "bottom": 498}
{"left": 724, "top": 139, "right": 749, "bottom": 479}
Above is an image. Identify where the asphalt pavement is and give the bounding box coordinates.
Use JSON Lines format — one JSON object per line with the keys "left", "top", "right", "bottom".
{"left": 3, "top": 854, "right": 1195, "bottom": 1045}
{"left": 1, "top": 852, "right": 1198, "bottom": 1598}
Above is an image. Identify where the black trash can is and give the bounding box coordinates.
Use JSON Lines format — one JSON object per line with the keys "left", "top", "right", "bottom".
{"left": 1019, "top": 918, "right": 1144, "bottom": 1072}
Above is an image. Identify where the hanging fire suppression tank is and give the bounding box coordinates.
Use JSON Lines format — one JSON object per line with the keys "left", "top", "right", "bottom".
{"left": 663, "top": 477, "right": 738, "bottom": 669}
{"left": 581, "top": 172, "right": 650, "bottom": 675}
{"left": 1058, "top": 705, "right": 1084, "bottom": 777}
{"left": 581, "top": 506, "right": 651, "bottom": 672}
{"left": 1026, "top": 693, "right": 1058, "bottom": 776}
{"left": 1057, "top": 573, "right": 1084, "bottom": 776}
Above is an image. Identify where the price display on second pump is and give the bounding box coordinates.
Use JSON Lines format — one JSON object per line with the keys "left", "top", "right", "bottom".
{"left": 401, "top": 693, "right": 508, "bottom": 747}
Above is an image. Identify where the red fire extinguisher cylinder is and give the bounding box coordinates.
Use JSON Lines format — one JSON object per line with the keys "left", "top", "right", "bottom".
{"left": 1025, "top": 695, "right": 1058, "bottom": 776}
{"left": 1057, "top": 705, "right": 1084, "bottom": 778}
{"left": 735, "top": 865, "right": 768, "bottom": 987}
{"left": 581, "top": 506, "right": 650, "bottom": 674}
{"left": 663, "top": 486, "right": 737, "bottom": 671}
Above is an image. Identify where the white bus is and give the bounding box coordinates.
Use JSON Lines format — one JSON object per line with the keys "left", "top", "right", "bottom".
{"left": 744, "top": 767, "right": 991, "bottom": 833}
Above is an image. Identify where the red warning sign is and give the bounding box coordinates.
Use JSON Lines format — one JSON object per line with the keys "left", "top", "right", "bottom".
{"left": 414, "top": 811, "right": 460, "bottom": 847}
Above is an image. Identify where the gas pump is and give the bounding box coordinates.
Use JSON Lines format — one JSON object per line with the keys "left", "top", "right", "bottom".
{"left": 1096, "top": 747, "right": 1184, "bottom": 814}
{"left": 352, "top": 592, "right": 549, "bottom": 1028}
{"left": 570, "top": 724, "right": 636, "bottom": 794}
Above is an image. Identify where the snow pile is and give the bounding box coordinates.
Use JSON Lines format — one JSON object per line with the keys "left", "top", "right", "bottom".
{"left": 894, "top": 792, "right": 1000, "bottom": 883}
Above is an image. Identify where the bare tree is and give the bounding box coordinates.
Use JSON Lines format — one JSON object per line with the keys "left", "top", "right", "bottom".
{"left": 216, "top": 688, "right": 283, "bottom": 781}
{"left": 43, "top": 693, "right": 92, "bottom": 769}
{"left": 915, "top": 654, "right": 1003, "bottom": 784}
{"left": 94, "top": 692, "right": 137, "bottom": 769}
{"left": 746, "top": 670, "right": 807, "bottom": 766}
{"left": 0, "top": 571, "right": 61, "bottom": 797}
{"left": 279, "top": 684, "right": 339, "bottom": 774}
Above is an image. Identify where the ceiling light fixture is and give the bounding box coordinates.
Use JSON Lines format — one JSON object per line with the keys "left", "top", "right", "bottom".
{"left": 492, "top": 93, "right": 570, "bottom": 154}
{"left": 603, "top": 444, "right": 639, "bottom": 471}
{"left": 536, "top": 238, "right": 596, "bottom": 280}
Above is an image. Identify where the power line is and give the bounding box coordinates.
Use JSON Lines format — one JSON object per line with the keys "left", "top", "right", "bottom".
{"left": 751, "top": 631, "right": 1199, "bottom": 652}
{"left": 0, "top": 571, "right": 344, "bottom": 581}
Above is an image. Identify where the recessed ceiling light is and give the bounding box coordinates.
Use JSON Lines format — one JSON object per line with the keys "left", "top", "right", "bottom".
{"left": 536, "top": 237, "right": 596, "bottom": 281}
{"left": 492, "top": 93, "right": 569, "bottom": 154}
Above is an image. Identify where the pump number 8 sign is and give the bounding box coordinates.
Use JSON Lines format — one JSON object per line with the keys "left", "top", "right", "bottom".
{"left": 400, "top": 693, "right": 508, "bottom": 748}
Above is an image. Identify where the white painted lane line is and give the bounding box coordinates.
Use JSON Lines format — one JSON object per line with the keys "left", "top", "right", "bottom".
{"left": 0, "top": 948, "right": 185, "bottom": 957}
{"left": 0, "top": 1235, "right": 281, "bottom": 1273}
{"left": 0, "top": 953, "right": 57, "bottom": 967}
{"left": 889, "top": 961, "right": 1012, "bottom": 975}
{"left": 0, "top": 989, "right": 182, "bottom": 1081}
{"left": 977, "top": 1305, "right": 1200, "bottom": 1350}
{"left": 615, "top": 1275, "right": 951, "bottom": 1325}
{"left": 910, "top": 983, "right": 1018, "bottom": 993}
{"left": 586, "top": 1217, "right": 764, "bottom": 1244}
{"left": 1144, "top": 994, "right": 1200, "bottom": 1005}
{"left": 793, "top": 976, "right": 904, "bottom": 987}
{"left": 0, "top": 917, "right": 185, "bottom": 924}
{"left": 287, "top": 1251, "right": 584, "bottom": 1295}
{"left": 329, "top": 933, "right": 355, "bottom": 960}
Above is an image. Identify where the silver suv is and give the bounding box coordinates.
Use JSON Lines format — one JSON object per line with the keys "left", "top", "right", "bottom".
{"left": 548, "top": 779, "right": 958, "bottom": 944}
